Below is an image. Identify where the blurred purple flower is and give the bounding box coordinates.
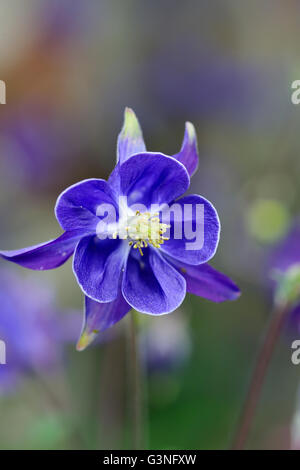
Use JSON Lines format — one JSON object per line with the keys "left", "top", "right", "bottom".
{"left": 1, "top": 103, "right": 78, "bottom": 190}
{"left": 0, "top": 268, "right": 80, "bottom": 394}
{"left": 0, "top": 108, "right": 240, "bottom": 350}
{"left": 144, "top": 41, "right": 268, "bottom": 122}
{"left": 268, "top": 222, "right": 300, "bottom": 329}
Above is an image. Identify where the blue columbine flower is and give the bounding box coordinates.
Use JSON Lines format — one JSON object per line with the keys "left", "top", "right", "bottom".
{"left": 0, "top": 268, "right": 80, "bottom": 394}
{"left": 0, "top": 108, "right": 240, "bottom": 350}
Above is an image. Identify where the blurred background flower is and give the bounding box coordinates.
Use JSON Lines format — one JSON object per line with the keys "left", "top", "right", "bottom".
{"left": 266, "top": 221, "right": 300, "bottom": 331}
{"left": 291, "top": 383, "right": 300, "bottom": 449}
{"left": 140, "top": 309, "right": 191, "bottom": 374}
{"left": 0, "top": 0, "right": 300, "bottom": 450}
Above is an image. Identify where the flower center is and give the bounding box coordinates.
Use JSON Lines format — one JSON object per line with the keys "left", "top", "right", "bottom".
{"left": 113, "top": 211, "right": 170, "bottom": 256}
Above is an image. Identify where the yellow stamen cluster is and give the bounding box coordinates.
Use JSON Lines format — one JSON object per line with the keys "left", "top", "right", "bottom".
{"left": 113, "top": 211, "right": 170, "bottom": 256}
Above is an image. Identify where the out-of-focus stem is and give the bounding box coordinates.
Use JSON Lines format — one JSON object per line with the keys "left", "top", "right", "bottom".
{"left": 232, "top": 302, "right": 290, "bottom": 450}
{"left": 33, "top": 370, "right": 85, "bottom": 448}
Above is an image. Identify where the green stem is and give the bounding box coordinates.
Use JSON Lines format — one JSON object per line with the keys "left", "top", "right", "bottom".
{"left": 232, "top": 302, "right": 290, "bottom": 449}
{"left": 128, "top": 311, "right": 143, "bottom": 450}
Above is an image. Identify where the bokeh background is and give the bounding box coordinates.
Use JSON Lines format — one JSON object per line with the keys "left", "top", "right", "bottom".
{"left": 0, "top": 0, "right": 300, "bottom": 450}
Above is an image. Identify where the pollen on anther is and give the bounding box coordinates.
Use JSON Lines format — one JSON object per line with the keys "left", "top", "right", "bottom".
{"left": 112, "top": 210, "right": 170, "bottom": 256}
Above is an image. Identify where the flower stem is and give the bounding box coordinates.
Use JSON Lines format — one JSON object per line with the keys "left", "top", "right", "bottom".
{"left": 128, "top": 311, "right": 143, "bottom": 450}
{"left": 232, "top": 302, "right": 290, "bottom": 449}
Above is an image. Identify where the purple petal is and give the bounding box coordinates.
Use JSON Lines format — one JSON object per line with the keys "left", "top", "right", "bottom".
{"left": 174, "top": 261, "right": 240, "bottom": 302}
{"left": 160, "top": 194, "right": 220, "bottom": 265}
{"left": 118, "top": 153, "right": 190, "bottom": 207}
{"left": 73, "top": 236, "right": 128, "bottom": 302}
{"left": 76, "top": 293, "right": 131, "bottom": 351}
{"left": 122, "top": 248, "right": 186, "bottom": 314}
{"left": 173, "top": 122, "right": 199, "bottom": 177}
{"left": 117, "top": 108, "right": 146, "bottom": 164}
{"left": 0, "top": 231, "right": 80, "bottom": 270}
{"left": 55, "top": 179, "right": 118, "bottom": 233}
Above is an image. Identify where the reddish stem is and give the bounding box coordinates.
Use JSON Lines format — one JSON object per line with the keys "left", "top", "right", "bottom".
{"left": 232, "top": 303, "right": 290, "bottom": 450}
